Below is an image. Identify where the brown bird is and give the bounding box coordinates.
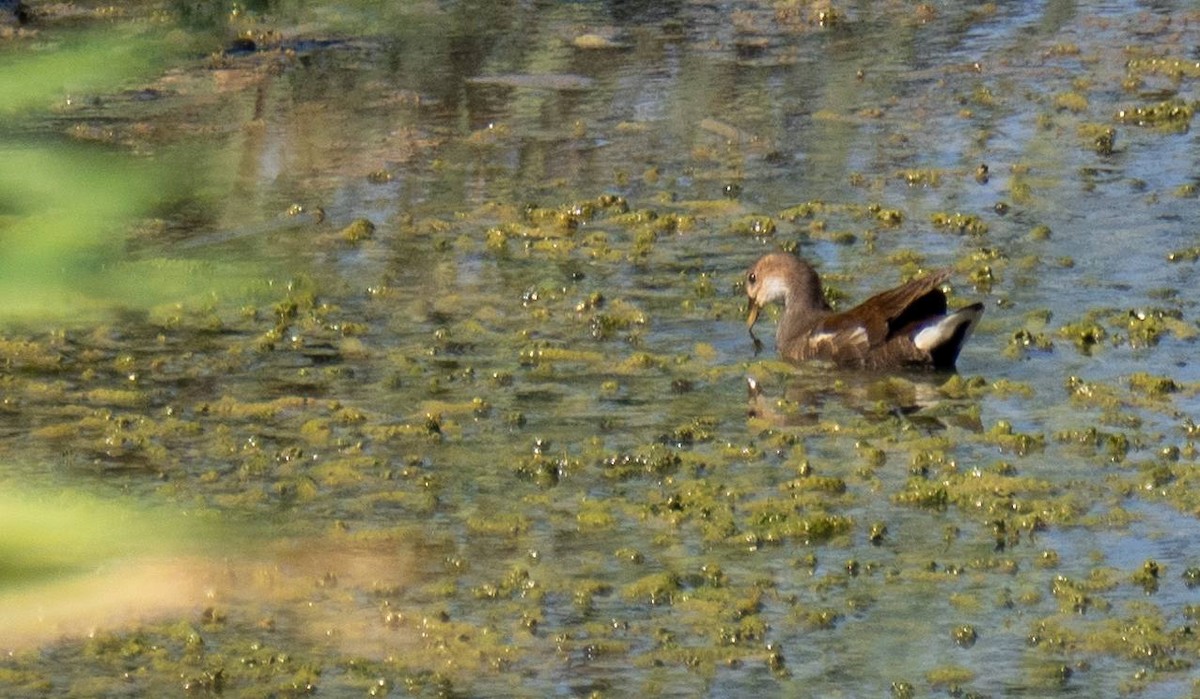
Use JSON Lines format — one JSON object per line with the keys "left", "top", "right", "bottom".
{"left": 745, "top": 252, "right": 983, "bottom": 370}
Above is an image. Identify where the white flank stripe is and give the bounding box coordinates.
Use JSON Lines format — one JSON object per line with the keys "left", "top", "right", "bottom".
{"left": 810, "top": 327, "right": 867, "bottom": 348}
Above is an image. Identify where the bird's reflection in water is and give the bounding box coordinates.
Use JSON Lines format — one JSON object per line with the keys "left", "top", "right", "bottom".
{"left": 746, "top": 368, "right": 984, "bottom": 434}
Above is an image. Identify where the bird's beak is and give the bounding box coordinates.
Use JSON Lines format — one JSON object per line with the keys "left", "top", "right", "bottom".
{"left": 746, "top": 302, "right": 763, "bottom": 356}
{"left": 746, "top": 302, "right": 760, "bottom": 331}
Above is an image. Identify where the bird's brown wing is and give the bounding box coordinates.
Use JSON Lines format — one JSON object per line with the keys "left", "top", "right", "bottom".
{"left": 815, "top": 270, "right": 951, "bottom": 347}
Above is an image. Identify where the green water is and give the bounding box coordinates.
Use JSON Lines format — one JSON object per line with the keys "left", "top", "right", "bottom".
{"left": 2, "top": 1, "right": 1200, "bottom": 696}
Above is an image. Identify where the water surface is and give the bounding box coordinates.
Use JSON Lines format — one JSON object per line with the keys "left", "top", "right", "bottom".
{"left": 2, "top": 1, "right": 1200, "bottom": 696}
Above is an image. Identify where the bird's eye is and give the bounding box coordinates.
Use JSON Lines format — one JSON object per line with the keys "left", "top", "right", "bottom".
{"left": 748, "top": 272, "right": 757, "bottom": 284}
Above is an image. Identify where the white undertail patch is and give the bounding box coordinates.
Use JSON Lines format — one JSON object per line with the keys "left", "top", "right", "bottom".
{"left": 914, "top": 306, "right": 982, "bottom": 352}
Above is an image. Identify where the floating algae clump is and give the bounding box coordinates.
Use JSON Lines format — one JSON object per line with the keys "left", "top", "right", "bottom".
{"left": 728, "top": 215, "right": 776, "bottom": 237}
{"left": 931, "top": 212, "right": 988, "bottom": 235}
{"left": 338, "top": 217, "right": 375, "bottom": 242}
{"left": 1116, "top": 100, "right": 1193, "bottom": 131}
{"left": 1126, "top": 56, "right": 1200, "bottom": 79}
{"left": 1058, "top": 315, "right": 1107, "bottom": 353}
{"left": 1127, "top": 372, "right": 1178, "bottom": 398}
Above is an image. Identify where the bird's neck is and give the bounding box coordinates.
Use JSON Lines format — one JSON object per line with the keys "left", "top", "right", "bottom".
{"left": 777, "top": 295, "right": 828, "bottom": 346}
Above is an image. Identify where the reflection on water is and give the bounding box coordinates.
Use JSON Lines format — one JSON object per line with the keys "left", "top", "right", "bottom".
{"left": 2, "top": 1, "right": 1200, "bottom": 696}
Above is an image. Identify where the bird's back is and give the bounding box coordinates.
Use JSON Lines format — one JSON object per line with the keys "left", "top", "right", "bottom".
{"left": 778, "top": 271, "right": 978, "bottom": 369}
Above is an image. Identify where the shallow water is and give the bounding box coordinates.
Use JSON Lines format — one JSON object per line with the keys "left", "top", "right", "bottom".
{"left": 2, "top": 1, "right": 1200, "bottom": 696}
